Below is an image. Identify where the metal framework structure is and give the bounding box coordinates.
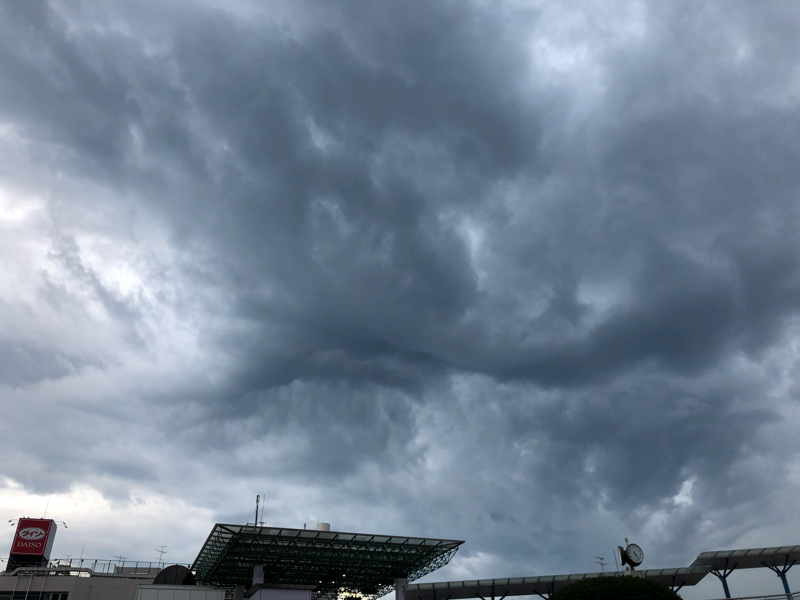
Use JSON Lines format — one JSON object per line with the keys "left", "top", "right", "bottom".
{"left": 404, "top": 545, "right": 799, "bottom": 600}
{"left": 404, "top": 567, "right": 710, "bottom": 600}
{"left": 191, "top": 524, "right": 463, "bottom": 599}
{"left": 690, "top": 546, "right": 800, "bottom": 599}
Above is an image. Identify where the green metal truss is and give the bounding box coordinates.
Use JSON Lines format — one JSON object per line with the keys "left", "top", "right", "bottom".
{"left": 191, "top": 524, "right": 463, "bottom": 600}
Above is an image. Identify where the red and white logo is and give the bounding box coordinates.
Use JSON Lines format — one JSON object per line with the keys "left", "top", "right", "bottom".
{"left": 18, "top": 528, "right": 47, "bottom": 541}
{"left": 11, "top": 519, "right": 55, "bottom": 557}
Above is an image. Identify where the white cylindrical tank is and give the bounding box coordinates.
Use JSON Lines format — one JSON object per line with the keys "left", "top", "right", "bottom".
{"left": 317, "top": 522, "right": 331, "bottom": 531}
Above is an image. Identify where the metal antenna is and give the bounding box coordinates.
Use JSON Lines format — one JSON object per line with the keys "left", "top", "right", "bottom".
{"left": 596, "top": 557, "right": 606, "bottom": 573}
{"left": 43, "top": 497, "right": 51, "bottom": 519}
{"left": 255, "top": 495, "right": 260, "bottom": 526}
{"left": 156, "top": 545, "right": 167, "bottom": 568}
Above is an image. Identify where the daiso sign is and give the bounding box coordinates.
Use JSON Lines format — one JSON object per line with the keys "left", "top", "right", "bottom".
{"left": 11, "top": 518, "right": 56, "bottom": 558}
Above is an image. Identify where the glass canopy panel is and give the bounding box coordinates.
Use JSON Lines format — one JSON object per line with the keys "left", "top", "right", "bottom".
{"left": 192, "top": 524, "right": 463, "bottom": 600}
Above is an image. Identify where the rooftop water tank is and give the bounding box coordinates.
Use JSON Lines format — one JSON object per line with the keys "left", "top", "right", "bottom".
{"left": 317, "top": 522, "right": 331, "bottom": 531}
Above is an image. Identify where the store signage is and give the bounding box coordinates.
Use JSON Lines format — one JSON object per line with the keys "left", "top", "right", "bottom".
{"left": 11, "top": 519, "right": 55, "bottom": 557}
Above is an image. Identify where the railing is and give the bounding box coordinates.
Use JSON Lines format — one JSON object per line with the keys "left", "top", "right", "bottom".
{"left": 1, "top": 557, "right": 191, "bottom": 576}
{"left": 51, "top": 558, "right": 192, "bottom": 574}
{"left": 703, "top": 593, "right": 800, "bottom": 600}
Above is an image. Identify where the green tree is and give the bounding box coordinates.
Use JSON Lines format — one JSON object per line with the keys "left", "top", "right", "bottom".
{"left": 550, "top": 575, "right": 682, "bottom": 600}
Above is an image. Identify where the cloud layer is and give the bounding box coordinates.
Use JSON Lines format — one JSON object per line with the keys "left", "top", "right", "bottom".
{"left": 0, "top": 1, "right": 798, "bottom": 597}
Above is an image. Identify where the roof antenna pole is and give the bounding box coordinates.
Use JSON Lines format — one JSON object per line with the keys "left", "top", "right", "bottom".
{"left": 156, "top": 545, "right": 167, "bottom": 569}
{"left": 255, "top": 495, "right": 260, "bottom": 527}
{"left": 596, "top": 557, "right": 606, "bottom": 574}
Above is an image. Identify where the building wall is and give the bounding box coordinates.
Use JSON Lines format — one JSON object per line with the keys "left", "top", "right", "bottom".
{"left": 135, "top": 584, "right": 224, "bottom": 600}
{"left": 248, "top": 587, "right": 312, "bottom": 600}
{"left": 0, "top": 573, "right": 149, "bottom": 600}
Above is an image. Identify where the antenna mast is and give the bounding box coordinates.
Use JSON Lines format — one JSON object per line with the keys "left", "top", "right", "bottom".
{"left": 255, "top": 495, "right": 260, "bottom": 526}
{"left": 156, "top": 545, "right": 167, "bottom": 568}
{"left": 596, "top": 556, "right": 606, "bottom": 573}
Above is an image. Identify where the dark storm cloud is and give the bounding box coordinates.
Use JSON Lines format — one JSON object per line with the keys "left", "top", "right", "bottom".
{"left": 0, "top": 0, "right": 798, "bottom": 585}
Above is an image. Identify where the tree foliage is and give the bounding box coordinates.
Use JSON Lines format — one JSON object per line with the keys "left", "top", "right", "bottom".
{"left": 549, "top": 575, "right": 682, "bottom": 600}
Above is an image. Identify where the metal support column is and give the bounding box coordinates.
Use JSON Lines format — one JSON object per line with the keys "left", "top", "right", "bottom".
{"left": 764, "top": 557, "right": 795, "bottom": 599}
{"left": 477, "top": 586, "right": 508, "bottom": 600}
{"left": 396, "top": 577, "right": 408, "bottom": 600}
{"left": 536, "top": 581, "right": 555, "bottom": 599}
{"left": 710, "top": 559, "right": 737, "bottom": 599}
{"left": 476, "top": 584, "right": 495, "bottom": 600}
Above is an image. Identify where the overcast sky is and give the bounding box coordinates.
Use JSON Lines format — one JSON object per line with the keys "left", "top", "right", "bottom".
{"left": 0, "top": 1, "right": 798, "bottom": 598}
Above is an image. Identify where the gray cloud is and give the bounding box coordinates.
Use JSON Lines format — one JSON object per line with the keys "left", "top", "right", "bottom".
{"left": 0, "top": 0, "right": 798, "bottom": 596}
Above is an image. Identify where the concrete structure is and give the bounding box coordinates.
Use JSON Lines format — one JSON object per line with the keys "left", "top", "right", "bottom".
{"left": 244, "top": 583, "right": 315, "bottom": 600}
{"left": 136, "top": 584, "right": 224, "bottom": 600}
{"left": 0, "top": 567, "right": 152, "bottom": 599}
{"left": 0, "top": 564, "right": 200, "bottom": 600}
{"left": 395, "top": 577, "right": 407, "bottom": 600}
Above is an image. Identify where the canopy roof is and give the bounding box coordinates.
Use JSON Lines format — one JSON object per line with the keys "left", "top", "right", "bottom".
{"left": 404, "top": 567, "right": 710, "bottom": 600}
{"left": 191, "top": 524, "right": 463, "bottom": 598}
{"left": 690, "top": 546, "right": 800, "bottom": 571}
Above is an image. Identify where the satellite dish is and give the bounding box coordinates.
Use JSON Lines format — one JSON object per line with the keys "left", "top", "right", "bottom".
{"left": 153, "top": 564, "right": 197, "bottom": 585}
